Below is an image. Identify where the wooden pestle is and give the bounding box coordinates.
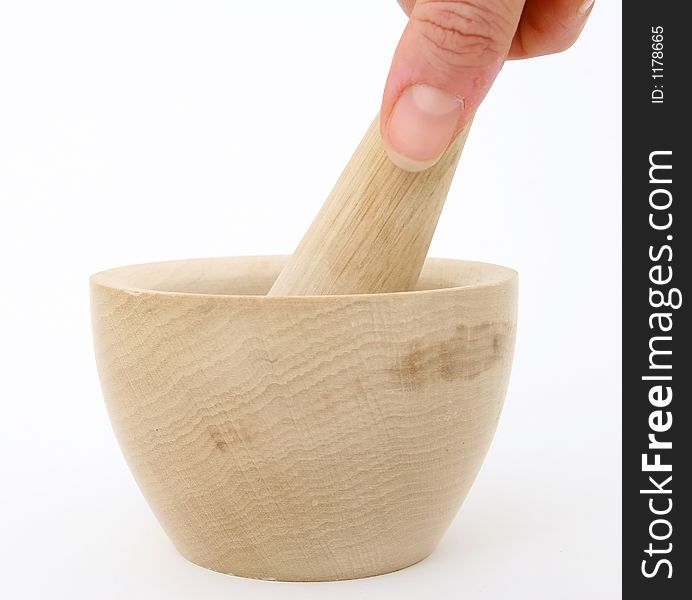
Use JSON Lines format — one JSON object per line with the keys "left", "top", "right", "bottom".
{"left": 268, "top": 114, "right": 471, "bottom": 296}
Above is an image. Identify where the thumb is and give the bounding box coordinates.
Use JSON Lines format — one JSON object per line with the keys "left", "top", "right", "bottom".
{"left": 381, "top": 0, "right": 524, "bottom": 171}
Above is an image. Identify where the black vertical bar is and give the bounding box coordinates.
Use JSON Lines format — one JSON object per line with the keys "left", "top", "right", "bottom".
{"left": 622, "top": 2, "right": 689, "bottom": 597}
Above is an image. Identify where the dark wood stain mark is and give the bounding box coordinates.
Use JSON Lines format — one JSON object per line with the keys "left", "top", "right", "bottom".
{"left": 390, "top": 322, "right": 514, "bottom": 391}
{"left": 207, "top": 425, "right": 229, "bottom": 452}
{"left": 208, "top": 420, "right": 257, "bottom": 453}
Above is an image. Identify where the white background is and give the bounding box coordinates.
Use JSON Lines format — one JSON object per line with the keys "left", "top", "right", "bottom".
{"left": 0, "top": 1, "right": 621, "bottom": 598}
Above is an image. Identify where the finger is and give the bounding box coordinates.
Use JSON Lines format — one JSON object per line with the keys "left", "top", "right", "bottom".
{"left": 396, "top": 0, "right": 416, "bottom": 14}
{"left": 509, "top": 0, "right": 594, "bottom": 59}
{"left": 381, "top": 0, "right": 526, "bottom": 172}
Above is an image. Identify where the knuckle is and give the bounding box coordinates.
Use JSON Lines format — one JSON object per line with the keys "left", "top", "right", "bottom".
{"left": 413, "top": 1, "right": 512, "bottom": 69}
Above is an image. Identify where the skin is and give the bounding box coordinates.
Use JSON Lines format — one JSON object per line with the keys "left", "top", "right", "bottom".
{"left": 381, "top": 0, "right": 594, "bottom": 169}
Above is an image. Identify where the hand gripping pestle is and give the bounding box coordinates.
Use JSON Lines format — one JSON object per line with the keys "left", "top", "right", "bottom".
{"left": 268, "top": 114, "right": 472, "bottom": 296}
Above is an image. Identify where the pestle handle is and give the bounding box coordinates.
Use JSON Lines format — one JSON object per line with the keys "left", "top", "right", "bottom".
{"left": 268, "top": 114, "right": 471, "bottom": 296}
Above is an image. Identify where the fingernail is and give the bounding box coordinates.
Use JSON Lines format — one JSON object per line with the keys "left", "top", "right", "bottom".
{"left": 384, "top": 84, "right": 464, "bottom": 172}
{"left": 578, "top": 0, "right": 595, "bottom": 15}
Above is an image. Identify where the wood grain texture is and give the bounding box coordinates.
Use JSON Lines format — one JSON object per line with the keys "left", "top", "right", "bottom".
{"left": 268, "top": 115, "right": 471, "bottom": 296}
{"left": 91, "top": 256, "right": 517, "bottom": 581}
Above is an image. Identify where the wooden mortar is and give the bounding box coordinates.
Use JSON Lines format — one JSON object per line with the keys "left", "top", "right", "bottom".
{"left": 91, "top": 255, "right": 518, "bottom": 581}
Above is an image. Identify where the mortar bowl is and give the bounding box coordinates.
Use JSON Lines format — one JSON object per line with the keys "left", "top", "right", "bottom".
{"left": 90, "top": 256, "right": 518, "bottom": 581}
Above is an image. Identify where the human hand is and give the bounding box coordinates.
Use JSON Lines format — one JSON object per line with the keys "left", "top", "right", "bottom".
{"left": 381, "top": 0, "right": 594, "bottom": 171}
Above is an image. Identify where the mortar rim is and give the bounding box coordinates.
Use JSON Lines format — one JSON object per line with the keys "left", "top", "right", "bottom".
{"left": 90, "top": 255, "right": 518, "bottom": 300}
